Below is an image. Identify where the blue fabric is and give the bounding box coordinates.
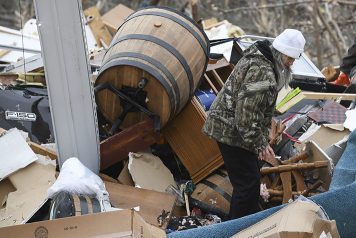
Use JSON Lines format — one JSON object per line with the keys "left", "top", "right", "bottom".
{"left": 168, "top": 182, "right": 356, "bottom": 238}
{"left": 330, "top": 129, "right": 356, "bottom": 190}
{"left": 168, "top": 129, "right": 356, "bottom": 238}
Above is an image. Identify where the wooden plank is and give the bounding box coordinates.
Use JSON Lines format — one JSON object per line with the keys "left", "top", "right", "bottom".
{"left": 204, "top": 74, "right": 219, "bottom": 94}
{"left": 211, "top": 69, "right": 224, "bottom": 87}
{"left": 206, "top": 57, "right": 232, "bottom": 73}
{"left": 105, "top": 181, "right": 176, "bottom": 229}
{"left": 84, "top": 6, "right": 112, "bottom": 47}
{"left": 305, "top": 141, "right": 333, "bottom": 189}
{"left": 28, "top": 141, "right": 58, "bottom": 160}
{"left": 302, "top": 91, "right": 356, "bottom": 101}
{"left": 292, "top": 171, "right": 307, "bottom": 192}
{"left": 163, "top": 98, "right": 224, "bottom": 183}
{"left": 260, "top": 161, "right": 329, "bottom": 175}
{"left": 281, "top": 152, "right": 308, "bottom": 165}
{"left": 280, "top": 172, "right": 292, "bottom": 204}
{"left": 100, "top": 118, "right": 159, "bottom": 170}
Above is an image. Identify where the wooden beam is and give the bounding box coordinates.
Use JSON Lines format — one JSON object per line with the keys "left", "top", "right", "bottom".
{"left": 84, "top": 6, "right": 112, "bottom": 47}
{"left": 280, "top": 172, "right": 292, "bottom": 203}
{"left": 204, "top": 74, "right": 219, "bottom": 94}
{"left": 211, "top": 69, "right": 224, "bottom": 87}
{"left": 302, "top": 92, "right": 356, "bottom": 101}
{"left": 260, "top": 161, "right": 329, "bottom": 175}
{"left": 100, "top": 118, "right": 159, "bottom": 170}
{"left": 28, "top": 141, "right": 58, "bottom": 160}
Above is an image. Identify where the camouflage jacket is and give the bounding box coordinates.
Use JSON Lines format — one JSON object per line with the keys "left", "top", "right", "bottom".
{"left": 203, "top": 41, "right": 278, "bottom": 155}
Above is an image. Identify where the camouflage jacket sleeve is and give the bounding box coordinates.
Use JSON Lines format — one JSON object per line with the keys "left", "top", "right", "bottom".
{"left": 234, "top": 64, "right": 276, "bottom": 155}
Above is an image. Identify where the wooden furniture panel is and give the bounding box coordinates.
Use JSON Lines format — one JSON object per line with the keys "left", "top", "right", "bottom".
{"left": 84, "top": 6, "right": 112, "bottom": 47}
{"left": 163, "top": 97, "right": 224, "bottom": 183}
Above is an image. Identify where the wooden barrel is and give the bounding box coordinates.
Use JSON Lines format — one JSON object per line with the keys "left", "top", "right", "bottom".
{"left": 49, "top": 192, "right": 101, "bottom": 219}
{"left": 190, "top": 170, "right": 233, "bottom": 219}
{"left": 95, "top": 7, "right": 209, "bottom": 129}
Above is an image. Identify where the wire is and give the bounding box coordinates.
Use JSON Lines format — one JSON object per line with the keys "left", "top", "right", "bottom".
{"left": 18, "top": 0, "right": 27, "bottom": 84}
{"left": 282, "top": 131, "right": 301, "bottom": 144}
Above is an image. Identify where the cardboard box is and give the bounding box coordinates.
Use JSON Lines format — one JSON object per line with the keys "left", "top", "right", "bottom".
{"left": 305, "top": 141, "right": 334, "bottom": 190}
{"left": 0, "top": 209, "right": 166, "bottom": 238}
{"left": 232, "top": 200, "right": 340, "bottom": 238}
{"left": 102, "top": 4, "right": 134, "bottom": 35}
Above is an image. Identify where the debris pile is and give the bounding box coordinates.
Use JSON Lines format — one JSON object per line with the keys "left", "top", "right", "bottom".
{"left": 0, "top": 2, "right": 355, "bottom": 238}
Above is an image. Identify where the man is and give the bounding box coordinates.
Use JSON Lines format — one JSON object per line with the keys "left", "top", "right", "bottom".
{"left": 333, "top": 38, "right": 356, "bottom": 86}
{"left": 203, "top": 29, "right": 306, "bottom": 219}
{"left": 340, "top": 38, "right": 356, "bottom": 82}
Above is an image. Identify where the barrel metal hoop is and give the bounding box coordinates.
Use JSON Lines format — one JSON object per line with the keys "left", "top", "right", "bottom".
{"left": 121, "top": 6, "right": 210, "bottom": 53}
{"left": 125, "top": 11, "right": 208, "bottom": 57}
{"left": 200, "top": 180, "right": 232, "bottom": 202}
{"left": 99, "top": 59, "right": 176, "bottom": 120}
{"left": 90, "top": 197, "right": 101, "bottom": 213}
{"left": 109, "top": 34, "right": 194, "bottom": 98}
{"left": 104, "top": 52, "right": 181, "bottom": 112}
{"left": 215, "top": 170, "right": 229, "bottom": 178}
{"left": 78, "top": 195, "right": 89, "bottom": 215}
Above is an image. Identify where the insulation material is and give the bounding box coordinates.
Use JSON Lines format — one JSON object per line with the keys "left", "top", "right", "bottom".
{"left": 0, "top": 128, "right": 38, "bottom": 181}
{"left": 128, "top": 152, "right": 177, "bottom": 193}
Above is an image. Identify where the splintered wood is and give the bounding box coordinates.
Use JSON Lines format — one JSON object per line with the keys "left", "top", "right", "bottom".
{"left": 261, "top": 151, "right": 329, "bottom": 205}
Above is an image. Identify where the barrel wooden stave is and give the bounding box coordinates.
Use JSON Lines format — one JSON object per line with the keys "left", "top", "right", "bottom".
{"left": 191, "top": 170, "right": 233, "bottom": 215}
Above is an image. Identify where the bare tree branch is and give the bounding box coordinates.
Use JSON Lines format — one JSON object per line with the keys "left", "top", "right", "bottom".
{"left": 221, "top": 0, "right": 328, "bottom": 13}
{"left": 337, "top": 0, "right": 356, "bottom": 5}
{"left": 312, "top": 3, "right": 323, "bottom": 68}
{"left": 313, "top": 0, "right": 342, "bottom": 59}
{"left": 324, "top": 2, "right": 347, "bottom": 52}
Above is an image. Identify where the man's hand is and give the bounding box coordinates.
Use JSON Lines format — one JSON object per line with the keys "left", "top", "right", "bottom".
{"left": 258, "top": 145, "right": 275, "bottom": 162}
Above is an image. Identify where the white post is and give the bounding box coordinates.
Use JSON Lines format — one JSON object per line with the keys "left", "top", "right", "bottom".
{"left": 34, "top": 0, "right": 100, "bottom": 173}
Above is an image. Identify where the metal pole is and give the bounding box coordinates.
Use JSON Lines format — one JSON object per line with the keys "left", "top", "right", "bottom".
{"left": 34, "top": 0, "right": 100, "bottom": 173}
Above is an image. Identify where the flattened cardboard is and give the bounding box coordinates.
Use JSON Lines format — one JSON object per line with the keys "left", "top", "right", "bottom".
{"left": 128, "top": 152, "right": 176, "bottom": 193}
{"left": 0, "top": 210, "right": 166, "bottom": 238}
{"left": 117, "top": 160, "right": 134, "bottom": 186}
{"left": 232, "top": 201, "right": 340, "bottom": 238}
{"left": 0, "top": 161, "right": 56, "bottom": 227}
{"left": 303, "top": 125, "right": 349, "bottom": 151}
{"left": 101, "top": 4, "right": 134, "bottom": 35}
{"left": 105, "top": 182, "right": 176, "bottom": 229}
{"left": 0, "top": 178, "right": 15, "bottom": 208}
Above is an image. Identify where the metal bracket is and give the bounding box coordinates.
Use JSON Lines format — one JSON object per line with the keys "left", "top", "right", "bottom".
{"left": 95, "top": 79, "right": 160, "bottom": 135}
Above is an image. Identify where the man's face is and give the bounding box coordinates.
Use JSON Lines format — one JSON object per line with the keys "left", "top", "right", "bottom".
{"left": 281, "top": 54, "right": 295, "bottom": 68}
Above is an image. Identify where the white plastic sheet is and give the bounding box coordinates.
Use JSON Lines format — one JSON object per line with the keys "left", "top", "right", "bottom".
{"left": 344, "top": 108, "right": 356, "bottom": 131}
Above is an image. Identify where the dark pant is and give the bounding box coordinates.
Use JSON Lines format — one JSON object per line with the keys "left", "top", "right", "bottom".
{"left": 217, "top": 142, "right": 261, "bottom": 220}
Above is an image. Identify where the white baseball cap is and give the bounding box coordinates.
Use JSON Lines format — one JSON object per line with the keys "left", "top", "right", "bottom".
{"left": 272, "top": 29, "right": 306, "bottom": 59}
